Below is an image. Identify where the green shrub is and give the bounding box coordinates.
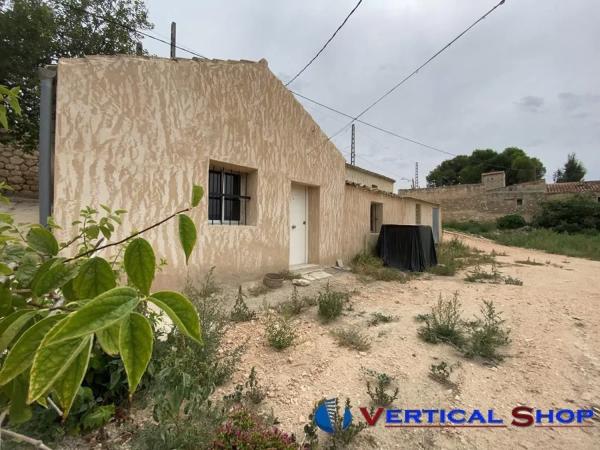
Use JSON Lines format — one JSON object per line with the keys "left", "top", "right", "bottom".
{"left": 304, "top": 399, "right": 366, "bottom": 450}
{"left": 417, "top": 293, "right": 465, "bottom": 347}
{"left": 317, "top": 284, "right": 349, "bottom": 322}
{"left": 331, "top": 327, "right": 371, "bottom": 351}
{"left": 277, "top": 286, "right": 312, "bottom": 317}
{"left": 367, "top": 312, "right": 397, "bottom": 327}
{"left": 496, "top": 214, "right": 527, "bottom": 229}
{"left": 429, "top": 361, "right": 456, "bottom": 385}
{"left": 428, "top": 238, "right": 495, "bottom": 276}
{"left": 534, "top": 195, "right": 600, "bottom": 233}
{"left": 265, "top": 316, "right": 296, "bottom": 350}
{"left": 463, "top": 301, "right": 511, "bottom": 361}
{"left": 224, "top": 367, "right": 266, "bottom": 405}
{"left": 350, "top": 251, "right": 407, "bottom": 282}
{"left": 364, "top": 369, "right": 398, "bottom": 406}
{"left": 230, "top": 286, "right": 256, "bottom": 322}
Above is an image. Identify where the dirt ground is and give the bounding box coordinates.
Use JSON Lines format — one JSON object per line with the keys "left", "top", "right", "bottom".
{"left": 218, "top": 232, "right": 600, "bottom": 449}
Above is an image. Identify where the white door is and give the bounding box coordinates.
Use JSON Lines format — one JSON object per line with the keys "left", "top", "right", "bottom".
{"left": 289, "top": 185, "right": 308, "bottom": 266}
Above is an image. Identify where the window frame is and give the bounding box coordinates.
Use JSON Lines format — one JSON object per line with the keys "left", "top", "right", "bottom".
{"left": 208, "top": 167, "right": 251, "bottom": 225}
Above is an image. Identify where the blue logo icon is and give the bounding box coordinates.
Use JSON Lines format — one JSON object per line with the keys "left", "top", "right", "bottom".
{"left": 314, "top": 398, "right": 353, "bottom": 434}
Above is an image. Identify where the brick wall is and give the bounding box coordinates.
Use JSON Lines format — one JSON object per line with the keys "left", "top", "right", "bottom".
{"left": 0, "top": 142, "right": 39, "bottom": 197}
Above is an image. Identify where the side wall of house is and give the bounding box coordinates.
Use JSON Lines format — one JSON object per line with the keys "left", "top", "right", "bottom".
{"left": 52, "top": 56, "right": 346, "bottom": 287}
{"left": 341, "top": 185, "right": 437, "bottom": 261}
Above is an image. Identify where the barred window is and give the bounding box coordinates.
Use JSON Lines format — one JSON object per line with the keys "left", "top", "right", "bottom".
{"left": 208, "top": 167, "right": 250, "bottom": 225}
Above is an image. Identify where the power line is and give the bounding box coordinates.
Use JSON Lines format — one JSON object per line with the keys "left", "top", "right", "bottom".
{"left": 285, "top": 0, "right": 363, "bottom": 87}
{"left": 49, "top": 0, "right": 208, "bottom": 59}
{"left": 291, "top": 90, "right": 456, "bottom": 156}
{"left": 327, "top": 0, "right": 507, "bottom": 141}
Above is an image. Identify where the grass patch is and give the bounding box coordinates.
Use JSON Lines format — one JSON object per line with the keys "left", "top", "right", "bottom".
{"left": 429, "top": 361, "right": 457, "bottom": 386}
{"left": 277, "top": 286, "right": 316, "bottom": 318}
{"left": 463, "top": 301, "right": 511, "bottom": 361}
{"left": 515, "top": 257, "right": 544, "bottom": 266}
{"left": 446, "top": 223, "right": 600, "bottom": 261}
{"left": 464, "top": 264, "right": 523, "bottom": 285}
{"left": 428, "top": 238, "right": 495, "bottom": 276}
{"left": 331, "top": 327, "right": 371, "bottom": 351}
{"left": 350, "top": 251, "right": 409, "bottom": 282}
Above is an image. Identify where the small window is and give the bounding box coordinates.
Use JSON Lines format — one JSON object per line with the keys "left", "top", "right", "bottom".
{"left": 370, "top": 202, "right": 383, "bottom": 233}
{"left": 415, "top": 203, "right": 421, "bottom": 225}
{"left": 209, "top": 167, "right": 251, "bottom": 225}
{"left": 516, "top": 198, "right": 523, "bottom": 206}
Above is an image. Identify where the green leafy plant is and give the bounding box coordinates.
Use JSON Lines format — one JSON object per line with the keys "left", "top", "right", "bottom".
{"left": 0, "top": 183, "right": 204, "bottom": 446}
{"left": 363, "top": 369, "right": 398, "bottom": 407}
{"left": 277, "top": 286, "right": 314, "bottom": 318}
{"left": 304, "top": 398, "right": 366, "bottom": 450}
{"left": 0, "top": 84, "right": 21, "bottom": 130}
{"left": 350, "top": 252, "right": 408, "bottom": 282}
{"left": 463, "top": 301, "right": 511, "bottom": 361}
{"left": 317, "top": 284, "right": 348, "bottom": 322}
{"left": 367, "top": 312, "right": 397, "bottom": 327}
{"left": 429, "top": 361, "right": 457, "bottom": 385}
{"left": 265, "top": 315, "right": 295, "bottom": 350}
{"left": 230, "top": 286, "right": 256, "bottom": 322}
{"left": 417, "top": 293, "right": 465, "bottom": 347}
{"left": 224, "top": 367, "right": 266, "bottom": 406}
{"left": 331, "top": 327, "right": 370, "bottom": 351}
{"left": 515, "top": 257, "right": 544, "bottom": 266}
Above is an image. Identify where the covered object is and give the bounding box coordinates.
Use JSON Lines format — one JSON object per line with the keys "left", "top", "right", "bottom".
{"left": 376, "top": 225, "right": 437, "bottom": 271}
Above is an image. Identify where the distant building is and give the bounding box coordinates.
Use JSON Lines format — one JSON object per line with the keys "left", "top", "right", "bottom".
{"left": 398, "top": 171, "right": 600, "bottom": 223}
{"left": 345, "top": 163, "right": 395, "bottom": 192}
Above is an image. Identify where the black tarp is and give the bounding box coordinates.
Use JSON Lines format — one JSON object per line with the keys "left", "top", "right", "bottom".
{"left": 376, "top": 225, "right": 437, "bottom": 272}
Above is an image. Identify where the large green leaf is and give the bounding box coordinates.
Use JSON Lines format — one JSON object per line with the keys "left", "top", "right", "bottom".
{"left": 26, "top": 226, "right": 59, "bottom": 256}
{"left": 32, "top": 261, "right": 78, "bottom": 297}
{"left": 149, "top": 291, "right": 202, "bottom": 344}
{"left": 28, "top": 332, "right": 90, "bottom": 403}
{"left": 123, "top": 238, "right": 155, "bottom": 295}
{"left": 73, "top": 257, "right": 116, "bottom": 299}
{"left": 0, "top": 310, "right": 39, "bottom": 353}
{"left": 119, "top": 312, "right": 153, "bottom": 395}
{"left": 52, "top": 335, "right": 93, "bottom": 417}
{"left": 9, "top": 373, "right": 32, "bottom": 425}
{"left": 178, "top": 214, "right": 197, "bottom": 264}
{"left": 49, "top": 287, "right": 139, "bottom": 343}
{"left": 0, "top": 314, "right": 66, "bottom": 386}
{"left": 96, "top": 321, "right": 121, "bottom": 356}
{"left": 14, "top": 252, "right": 41, "bottom": 286}
{"left": 191, "top": 185, "right": 204, "bottom": 207}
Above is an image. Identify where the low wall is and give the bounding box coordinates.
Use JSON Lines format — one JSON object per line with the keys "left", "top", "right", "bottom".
{"left": 0, "top": 142, "right": 39, "bottom": 197}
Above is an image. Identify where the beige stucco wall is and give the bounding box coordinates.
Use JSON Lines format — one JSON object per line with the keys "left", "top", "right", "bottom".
{"left": 341, "top": 184, "right": 438, "bottom": 260}
{"left": 345, "top": 166, "right": 394, "bottom": 192}
{"left": 52, "top": 56, "right": 346, "bottom": 287}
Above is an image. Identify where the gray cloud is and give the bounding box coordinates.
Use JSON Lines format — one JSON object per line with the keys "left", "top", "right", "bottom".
{"left": 515, "top": 95, "right": 544, "bottom": 113}
{"left": 144, "top": 0, "right": 600, "bottom": 181}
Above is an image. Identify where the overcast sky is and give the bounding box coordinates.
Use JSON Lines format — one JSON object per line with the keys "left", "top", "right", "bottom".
{"left": 143, "top": 0, "right": 600, "bottom": 188}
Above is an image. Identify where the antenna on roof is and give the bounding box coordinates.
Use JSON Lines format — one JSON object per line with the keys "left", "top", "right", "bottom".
{"left": 350, "top": 123, "right": 356, "bottom": 165}
{"left": 170, "top": 22, "right": 176, "bottom": 58}
{"left": 415, "top": 162, "right": 419, "bottom": 188}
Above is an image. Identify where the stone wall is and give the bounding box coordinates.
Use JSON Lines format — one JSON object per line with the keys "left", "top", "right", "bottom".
{"left": 0, "top": 142, "right": 38, "bottom": 197}
{"left": 399, "top": 180, "right": 546, "bottom": 222}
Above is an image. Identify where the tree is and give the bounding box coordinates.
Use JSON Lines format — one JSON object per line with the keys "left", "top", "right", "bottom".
{"left": 0, "top": 0, "right": 153, "bottom": 148}
{"left": 553, "top": 153, "right": 586, "bottom": 183}
{"left": 426, "top": 147, "right": 546, "bottom": 187}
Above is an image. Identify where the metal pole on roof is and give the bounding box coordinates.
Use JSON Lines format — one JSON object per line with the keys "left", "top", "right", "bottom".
{"left": 170, "top": 22, "right": 176, "bottom": 58}
{"left": 38, "top": 66, "right": 56, "bottom": 227}
{"left": 350, "top": 123, "right": 356, "bottom": 165}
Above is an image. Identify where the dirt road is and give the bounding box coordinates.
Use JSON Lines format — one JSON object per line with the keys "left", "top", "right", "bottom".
{"left": 221, "top": 232, "right": 600, "bottom": 449}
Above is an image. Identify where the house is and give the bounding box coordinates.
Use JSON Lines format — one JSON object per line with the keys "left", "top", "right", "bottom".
{"left": 345, "top": 163, "right": 395, "bottom": 192}
{"left": 399, "top": 171, "right": 600, "bottom": 222}
{"left": 45, "top": 55, "right": 440, "bottom": 286}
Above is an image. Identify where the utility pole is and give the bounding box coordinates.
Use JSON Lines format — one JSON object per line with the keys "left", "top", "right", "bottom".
{"left": 170, "top": 22, "right": 176, "bottom": 58}
{"left": 415, "top": 162, "right": 419, "bottom": 188}
{"left": 350, "top": 123, "right": 356, "bottom": 165}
